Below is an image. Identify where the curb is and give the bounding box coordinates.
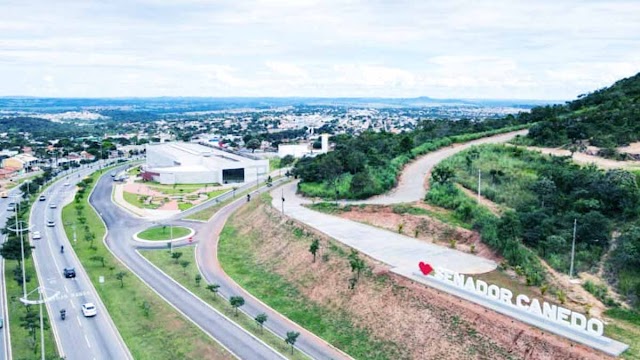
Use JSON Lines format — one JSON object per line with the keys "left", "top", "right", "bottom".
{"left": 197, "top": 180, "right": 354, "bottom": 360}
{"left": 135, "top": 248, "right": 288, "bottom": 360}
{"left": 132, "top": 227, "right": 195, "bottom": 244}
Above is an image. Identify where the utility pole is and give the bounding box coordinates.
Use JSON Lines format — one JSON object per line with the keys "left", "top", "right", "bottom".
{"left": 569, "top": 218, "right": 577, "bottom": 278}
{"left": 39, "top": 288, "right": 45, "bottom": 360}
{"left": 281, "top": 187, "right": 285, "bottom": 214}
{"left": 477, "top": 169, "right": 481, "bottom": 201}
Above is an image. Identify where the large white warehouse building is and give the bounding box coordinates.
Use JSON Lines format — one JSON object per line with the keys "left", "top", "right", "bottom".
{"left": 143, "top": 142, "right": 269, "bottom": 185}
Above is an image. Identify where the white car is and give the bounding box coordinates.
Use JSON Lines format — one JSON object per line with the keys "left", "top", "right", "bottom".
{"left": 81, "top": 303, "right": 97, "bottom": 317}
{"left": 32, "top": 231, "right": 41, "bottom": 240}
{"left": 63, "top": 182, "right": 70, "bottom": 187}
{"left": 49, "top": 203, "right": 57, "bottom": 209}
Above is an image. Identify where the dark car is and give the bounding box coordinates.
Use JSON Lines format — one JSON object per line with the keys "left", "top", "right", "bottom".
{"left": 39, "top": 195, "right": 46, "bottom": 201}
{"left": 63, "top": 268, "right": 76, "bottom": 278}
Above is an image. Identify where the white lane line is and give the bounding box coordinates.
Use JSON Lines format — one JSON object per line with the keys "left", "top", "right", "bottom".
{"left": 76, "top": 316, "right": 82, "bottom": 327}
{"left": 71, "top": 301, "right": 76, "bottom": 309}
{"left": 64, "top": 284, "right": 68, "bottom": 292}
{"left": 84, "top": 334, "right": 91, "bottom": 348}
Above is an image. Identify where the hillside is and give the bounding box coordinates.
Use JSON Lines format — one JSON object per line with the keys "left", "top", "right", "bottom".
{"left": 526, "top": 72, "right": 640, "bottom": 149}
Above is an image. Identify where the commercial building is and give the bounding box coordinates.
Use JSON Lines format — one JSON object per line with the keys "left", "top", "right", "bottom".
{"left": 277, "top": 133, "right": 330, "bottom": 158}
{"left": 2, "top": 153, "right": 39, "bottom": 171}
{"left": 143, "top": 142, "right": 269, "bottom": 185}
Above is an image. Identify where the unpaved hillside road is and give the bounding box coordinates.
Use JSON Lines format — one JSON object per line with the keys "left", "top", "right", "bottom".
{"left": 522, "top": 146, "right": 640, "bottom": 170}
{"left": 356, "top": 129, "right": 528, "bottom": 204}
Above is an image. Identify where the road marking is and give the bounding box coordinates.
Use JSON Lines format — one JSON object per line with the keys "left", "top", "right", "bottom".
{"left": 71, "top": 301, "right": 76, "bottom": 309}
{"left": 76, "top": 316, "right": 82, "bottom": 327}
{"left": 84, "top": 334, "right": 91, "bottom": 348}
{"left": 64, "top": 284, "right": 68, "bottom": 292}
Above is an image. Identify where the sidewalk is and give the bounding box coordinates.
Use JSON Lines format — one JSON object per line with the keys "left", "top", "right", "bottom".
{"left": 273, "top": 182, "right": 497, "bottom": 274}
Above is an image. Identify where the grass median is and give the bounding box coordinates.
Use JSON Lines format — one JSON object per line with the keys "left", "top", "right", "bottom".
{"left": 62, "top": 170, "right": 234, "bottom": 360}
{"left": 4, "top": 257, "right": 58, "bottom": 359}
{"left": 141, "top": 247, "right": 307, "bottom": 360}
{"left": 137, "top": 226, "right": 191, "bottom": 241}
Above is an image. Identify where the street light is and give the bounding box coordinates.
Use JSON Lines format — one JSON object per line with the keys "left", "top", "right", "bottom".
{"left": 21, "top": 286, "right": 60, "bottom": 360}
{"left": 8, "top": 216, "right": 32, "bottom": 300}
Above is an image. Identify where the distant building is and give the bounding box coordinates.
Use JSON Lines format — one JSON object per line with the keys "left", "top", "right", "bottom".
{"left": 143, "top": 142, "right": 268, "bottom": 185}
{"left": 2, "top": 153, "right": 39, "bottom": 171}
{"left": 277, "top": 134, "right": 330, "bottom": 158}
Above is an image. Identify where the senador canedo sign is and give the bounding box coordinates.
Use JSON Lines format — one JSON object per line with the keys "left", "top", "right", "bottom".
{"left": 417, "top": 262, "right": 605, "bottom": 337}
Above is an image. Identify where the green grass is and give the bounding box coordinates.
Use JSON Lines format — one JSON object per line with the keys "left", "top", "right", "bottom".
{"left": 218, "top": 198, "right": 402, "bottom": 360}
{"left": 178, "top": 202, "right": 193, "bottom": 211}
{"left": 148, "top": 183, "right": 220, "bottom": 196}
{"left": 205, "top": 189, "right": 230, "bottom": 199}
{"left": 185, "top": 188, "right": 251, "bottom": 221}
{"left": 604, "top": 308, "right": 640, "bottom": 359}
{"left": 61, "top": 171, "right": 234, "bottom": 360}
{"left": 137, "top": 226, "right": 191, "bottom": 241}
{"left": 122, "top": 191, "right": 161, "bottom": 209}
{"left": 141, "top": 247, "right": 307, "bottom": 360}
{"left": 5, "top": 258, "right": 58, "bottom": 359}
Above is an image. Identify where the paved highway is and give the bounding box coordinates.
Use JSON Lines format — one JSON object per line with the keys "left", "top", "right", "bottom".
{"left": 90, "top": 167, "right": 286, "bottom": 360}
{"left": 30, "top": 166, "right": 131, "bottom": 360}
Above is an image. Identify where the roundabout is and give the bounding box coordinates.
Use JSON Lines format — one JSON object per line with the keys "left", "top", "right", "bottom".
{"left": 134, "top": 225, "right": 194, "bottom": 242}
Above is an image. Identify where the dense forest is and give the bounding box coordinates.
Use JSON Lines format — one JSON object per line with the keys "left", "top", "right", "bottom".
{"left": 526, "top": 72, "right": 640, "bottom": 150}
{"left": 293, "top": 117, "right": 531, "bottom": 199}
{"left": 431, "top": 145, "right": 640, "bottom": 304}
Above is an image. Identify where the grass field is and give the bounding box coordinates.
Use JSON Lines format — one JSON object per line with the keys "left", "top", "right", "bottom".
{"left": 218, "top": 194, "right": 400, "bottom": 359}
{"left": 61, "top": 171, "right": 234, "bottom": 360}
{"left": 141, "top": 247, "right": 307, "bottom": 360}
{"left": 184, "top": 188, "right": 249, "bottom": 221}
{"left": 137, "top": 226, "right": 191, "bottom": 241}
{"left": 122, "top": 191, "right": 161, "bottom": 209}
{"left": 147, "top": 183, "right": 220, "bottom": 196}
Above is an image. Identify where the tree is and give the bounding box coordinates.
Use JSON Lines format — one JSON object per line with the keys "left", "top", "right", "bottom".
{"left": 431, "top": 164, "right": 455, "bottom": 184}
{"left": 195, "top": 274, "right": 202, "bottom": 287}
{"left": 206, "top": 284, "right": 221, "bottom": 299}
{"left": 532, "top": 177, "right": 556, "bottom": 208}
{"left": 309, "top": 239, "right": 320, "bottom": 263}
{"left": 247, "top": 139, "right": 261, "bottom": 153}
{"left": 229, "top": 296, "right": 245, "bottom": 316}
{"left": 348, "top": 249, "right": 365, "bottom": 281}
{"left": 0, "top": 237, "right": 32, "bottom": 267}
{"left": 140, "top": 301, "right": 151, "bottom": 318}
{"left": 255, "top": 313, "right": 268, "bottom": 333}
{"left": 285, "top": 331, "right": 300, "bottom": 354}
{"left": 171, "top": 251, "right": 183, "bottom": 264}
{"left": 115, "top": 271, "right": 127, "bottom": 288}
{"left": 180, "top": 260, "right": 190, "bottom": 274}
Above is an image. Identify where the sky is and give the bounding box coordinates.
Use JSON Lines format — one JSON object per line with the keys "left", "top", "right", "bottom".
{"left": 1, "top": 0, "right": 639, "bottom": 100}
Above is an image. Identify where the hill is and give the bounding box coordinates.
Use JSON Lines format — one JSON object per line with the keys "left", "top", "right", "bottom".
{"left": 525, "top": 72, "right": 640, "bottom": 149}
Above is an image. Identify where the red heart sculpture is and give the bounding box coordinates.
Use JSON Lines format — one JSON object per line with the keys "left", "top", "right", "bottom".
{"left": 418, "top": 262, "right": 433, "bottom": 276}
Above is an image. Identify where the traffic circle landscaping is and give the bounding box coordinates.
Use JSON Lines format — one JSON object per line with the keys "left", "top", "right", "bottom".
{"left": 136, "top": 225, "right": 193, "bottom": 241}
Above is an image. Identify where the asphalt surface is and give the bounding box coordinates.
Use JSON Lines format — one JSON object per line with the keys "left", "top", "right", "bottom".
{"left": 192, "top": 185, "right": 349, "bottom": 360}
{"left": 90, "top": 167, "right": 286, "bottom": 360}
{"left": 30, "top": 165, "right": 132, "bottom": 360}
{"left": 351, "top": 129, "right": 527, "bottom": 204}
{"left": 97, "top": 168, "right": 348, "bottom": 359}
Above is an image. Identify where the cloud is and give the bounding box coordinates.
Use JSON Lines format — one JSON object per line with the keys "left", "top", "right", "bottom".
{"left": 0, "top": 0, "right": 639, "bottom": 99}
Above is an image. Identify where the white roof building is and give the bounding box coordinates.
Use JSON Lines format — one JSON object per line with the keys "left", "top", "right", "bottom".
{"left": 144, "top": 142, "right": 269, "bottom": 185}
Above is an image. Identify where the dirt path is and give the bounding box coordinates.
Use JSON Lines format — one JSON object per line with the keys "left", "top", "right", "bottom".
{"left": 520, "top": 146, "right": 640, "bottom": 170}
{"left": 456, "top": 184, "right": 505, "bottom": 216}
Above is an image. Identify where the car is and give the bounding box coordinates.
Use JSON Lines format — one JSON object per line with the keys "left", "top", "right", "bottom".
{"left": 0, "top": 191, "right": 7, "bottom": 198}
{"left": 63, "top": 268, "right": 76, "bottom": 278}
{"left": 32, "top": 231, "right": 41, "bottom": 240}
{"left": 39, "top": 195, "right": 46, "bottom": 201}
{"left": 0, "top": 316, "right": 3, "bottom": 328}
{"left": 63, "top": 182, "right": 70, "bottom": 187}
{"left": 46, "top": 220, "right": 55, "bottom": 227}
{"left": 49, "top": 203, "right": 57, "bottom": 209}
{"left": 81, "top": 303, "right": 97, "bottom": 317}
{"left": 7, "top": 202, "right": 16, "bottom": 212}
{"left": 111, "top": 172, "right": 116, "bottom": 177}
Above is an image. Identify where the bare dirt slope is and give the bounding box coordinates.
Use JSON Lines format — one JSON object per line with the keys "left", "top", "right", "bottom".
{"left": 229, "top": 200, "right": 610, "bottom": 360}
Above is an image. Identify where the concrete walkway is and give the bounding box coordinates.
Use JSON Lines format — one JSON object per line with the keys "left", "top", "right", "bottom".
{"left": 352, "top": 129, "right": 527, "bottom": 204}
{"left": 274, "top": 182, "right": 496, "bottom": 274}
